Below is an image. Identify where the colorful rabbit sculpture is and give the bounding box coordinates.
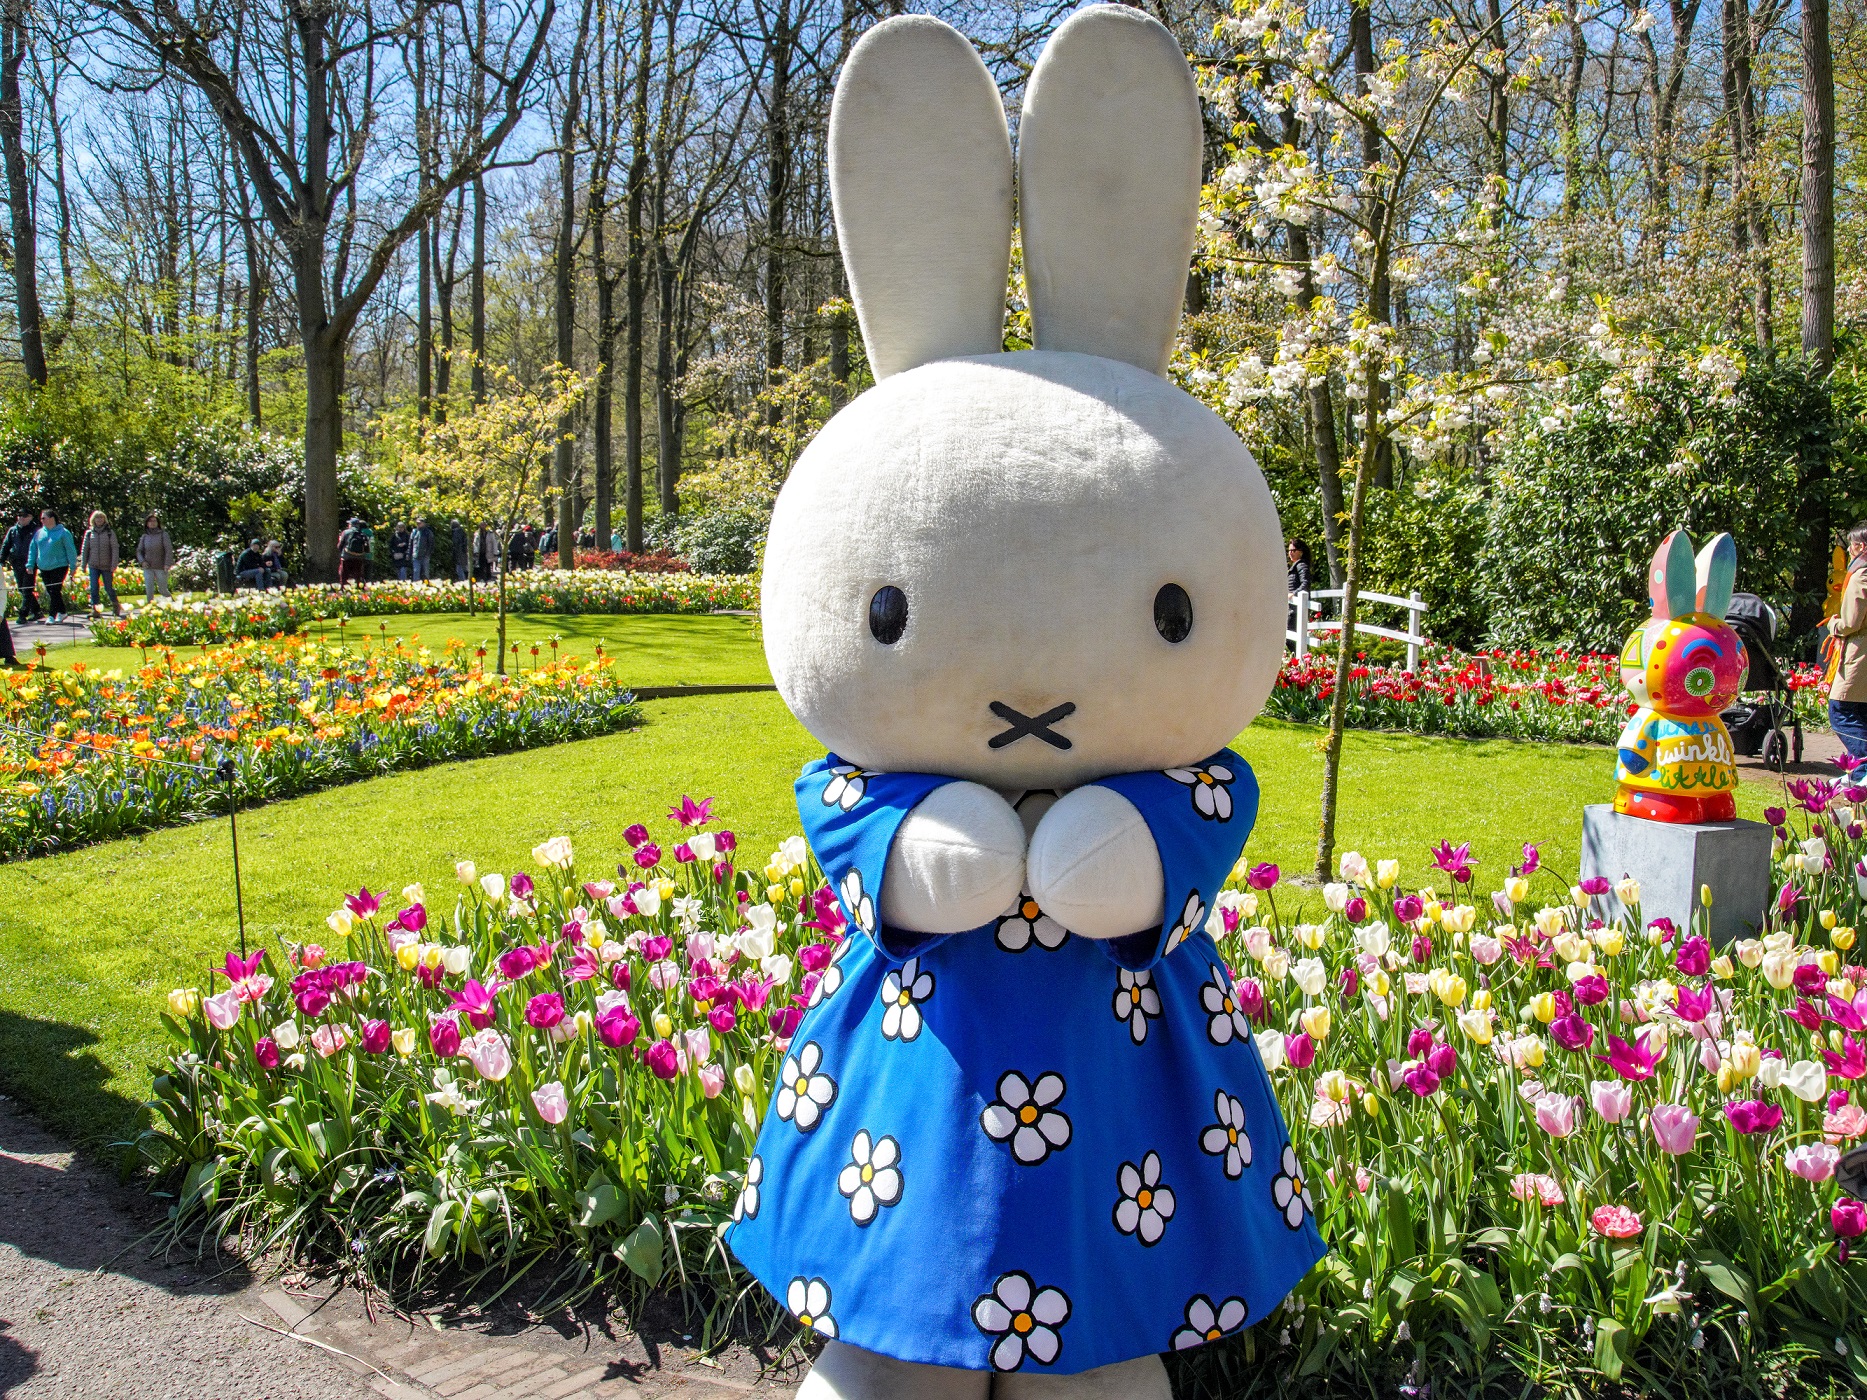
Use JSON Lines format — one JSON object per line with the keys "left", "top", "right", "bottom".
{"left": 1614, "top": 529, "right": 1747, "bottom": 823}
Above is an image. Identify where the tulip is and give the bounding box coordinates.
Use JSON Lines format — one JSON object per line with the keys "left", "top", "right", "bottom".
{"left": 1457, "top": 1007, "right": 1494, "bottom": 1045}
{"left": 768, "top": 1005, "right": 803, "bottom": 1041}
{"left": 1650, "top": 1103, "right": 1699, "bottom": 1155}
{"left": 644, "top": 1039, "right": 681, "bottom": 1079}
{"left": 1597, "top": 1031, "right": 1664, "bottom": 1081}
{"left": 455, "top": 859, "right": 478, "bottom": 885}
{"left": 253, "top": 1036, "right": 280, "bottom": 1069}
{"left": 1245, "top": 862, "right": 1279, "bottom": 891}
{"left": 1784, "top": 1059, "right": 1829, "bottom": 1102}
{"left": 623, "top": 822, "right": 651, "bottom": 849}
{"left": 1723, "top": 1099, "right": 1783, "bottom": 1135}
{"left": 524, "top": 993, "right": 566, "bottom": 1029}
{"left": 449, "top": 980, "right": 499, "bottom": 1030}
{"left": 430, "top": 1015, "right": 463, "bottom": 1057}
{"left": 1534, "top": 1092, "right": 1576, "bottom": 1137}
{"left": 203, "top": 989, "right": 242, "bottom": 1030}
{"left": 1673, "top": 935, "right": 1710, "bottom": 976}
{"left": 1822, "top": 1034, "right": 1867, "bottom": 1080}
{"left": 1550, "top": 1012, "right": 1594, "bottom": 1052}
{"left": 531, "top": 1080, "right": 570, "bottom": 1124}
{"left": 699, "top": 1063, "right": 727, "bottom": 1099}
{"left": 463, "top": 1029, "right": 513, "bottom": 1081}
{"left": 634, "top": 843, "right": 662, "bottom": 868}
{"left": 1786, "top": 1142, "right": 1839, "bottom": 1182}
{"left": 360, "top": 1019, "right": 391, "bottom": 1054}
{"left": 479, "top": 872, "right": 506, "bottom": 902}
{"left": 1469, "top": 934, "right": 1502, "bottom": 966}
{"left": 1589, "top": 1078, "right": 1632, "bottom": 1123}
{"left": 391, "top": 1026, "right": 418, "bottom": 1057}
{"left": 1402, "top": 1064, "right": 1441, "bottom": 1097}
{"left": 597, "top": 1007, "right": 641, "bottom": 1048}
{"left": 1510, "top": 1172, "right": 1563, "bottom": 1207}
{"left": 1255, "top": 1028, "right": 1287, "bottom": 1071}
{"left": 1285, "top": 1032, "right": 1316, "bottom": 1068}
{"left": 1672, "top": 984, "right": 1713, "bottom": 1023}
{"left": 1292, "top": 957, "right": 1326, "bottom": 997}
{"left": 509, "top": 871, "right": 535, "bottom": 900}
{"left": 310, "top": 1023, "right": 347, "bottom": 1058}
{"left": 1834, "top": 1198, "right": 1867, "bottom": 1239}
{"left": 1344, "top": 896, "right": 1368, "bottom": 923}
{"left": 1590, "top": 1204, "right": 1643, "bottom": 1239}
{"left": 167, "top": 988, "right": 199, "bottom": 1018}
{"left": 498, "top": 946, "right": 541, "bottom": 980}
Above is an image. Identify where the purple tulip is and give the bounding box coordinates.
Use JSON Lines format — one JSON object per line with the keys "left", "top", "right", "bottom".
{"left": 1344, "top": 896, "right": 1368, "bottom": 923}
{"left": 709, "top": 1005, "right": 738, "bottom": 1034}
{"left": 769, "top": 1005, "right": 804, "bottom": 1040}
{"left": 673, "top": 842, "right": 696, "bottom": 864}
{"left": 643, "top": 935, "right": 673, "bottom": 963}
{"left": 1550, "top": 1012, "right": 1595, "bottom": 1051}
{"left": 1337, "top": 965, "right": 1358, "bottom": 999}
{"left": 610, "top": 962, "right": 632, "bottom": 991}
{"left": 644, "top": 1039, "right": 681, "bottom": 1078}
{"left": 1723, "top": 1100, "right": 1783, "bottom": 1135}
{"left": 524, "top": 993, "right": 566, "bottom": 1029}
{"left": 1407, "top": 1027, "right": 1435, "bottom": 1059}
{"left": 360, "top": 1019, "right": 391, "bottom": 1054}
{"left": 1246, "top": 863, "right": 1280, "bottom": 891}
{"left": 1515, "top": 842, "right": 1542, "bottom": 876}
{"left": 1823, "top": 1035, "right": 1866, "bottom": 1080}
{"left": 1393, "top": 894, "right": 1423, "bottom": 923}
{"left": 1403, "top": 1064, "right": 1441, "bottom": 1096}
{"left": 1236, "top": 977, "right": 1266, "bottom": 1022}
{"left": 449, "top": 980, "right": 499, "bottom": 1029}
{"left": 634, "top": 843, "right": 662, "bottom": 868}
{"left": 1834, "top": 1198, "right": 1867, "bottom": 1239}
{"left": 498, "top": 946, "right": 541, "bottom": 980}
{"left": 1425, "top": 1042, "right": 1457, "bottom": 1078}
{"left": 344, "top": 886, "right": 381, "bottom": 919}
{"left": 1596, "top": 1031, "right": 1664, "bottom": 1081}
{"left": 1795, "top": 963, "right": 1829, "bottom": 995}
{"left": 1578, "top": 876, "right": 1612, "bottom": 898}
{"left": 716, "top": 830, "right": 738, "bottom": 853}
{"left": 1674, "top": 936, "right": 1711, "bottom": 977}
{"left": 254, "top": 1036, "right": 280, "bottom": 1069}
{"left": 1672, "top": 984, "right": 1714, "bottom": 1023}
{"left": 596, "top": 1007, "right": 641, "bottom": 1048}
{"left": 1285, "top": 1032, "right": 1316, "bottom": 1069}
{"left": 1411, "top": 934, "right": 1433, "bottom": 964}
{"left": 798, "top": 942, "right": 837, "bottom": 973}
{"left": 623, "top": 822, "right": 651, "bottom": 848}
{"left": 430, "top": 1016, "right": 463, "bottom": 1057}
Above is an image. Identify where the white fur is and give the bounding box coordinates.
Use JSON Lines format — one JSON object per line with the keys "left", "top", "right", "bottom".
{"left": 830, "top": 16, "right": 1013, "bottom": 379}
{"left": 762, "top": 352, "right": 1287, "bottom": 792}
{"left": 880, "top": 782, "right": 1028, "bottom": 933}
{"left": 993, "top": 1355, "right": 1173, "bottom": 1399}
{"left": 1026, "top": 786, "right": 1165, "bottom": 940}
{"left": 1018, "top": 6, "right": 1203, "bottom": 376}
{"left": 797, "top": 1340, "right": 989, "bottom": 1400}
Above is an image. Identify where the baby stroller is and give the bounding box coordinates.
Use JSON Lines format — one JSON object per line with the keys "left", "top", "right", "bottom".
{"left": 1720, "top": 593, "right": 1803, "bottom": 769}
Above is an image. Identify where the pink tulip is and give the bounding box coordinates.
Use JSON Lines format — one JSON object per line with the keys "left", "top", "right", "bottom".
{"left": 1785, "top": 1142, "right": 1839, "bottom": 1182}
{"left": 1533, "top": 1092, "right": 1577, "bottom": 1138}
{"left": 623, "top": 822, "right": 651, "bottom": 848}
{"left": 1650, "top": 1102, "right": 1699, "bottom": 1155}
{"left": 1823, "top": 1103, "right": 1867, "bottom": 1143}
{"left": 683, "top": 1026, "right": 712, "bottom": 1065}
{"left": 1572, "top": 973, "right": 1609, "bottom": 1005}
{"left": 596, "top": 1007, "right": 641, "bottom": 1048}
{"left": 1672, "top": 984, "right": 1713, "bottom": 1023}
{"left": 1590, "top": 1079, "right": 1632, "bottom": 1124}
{"left": 648, "top": 960, "right": 682, "bottom": 992}
{"left": 462, "top": 1028, "right": 513, "bottom": 1081}
{"left": 1596, "top": 1031, "right": 1664, "bottom": 1081}
{"left": 567, "top": 947, "right": 601, "bottom": 981}
{"left": 531, "top": 1080, "right": 570, "bottom": 1125}
{"left": 1822, "top": 1034, "right": 1866, "bottom": 1081}
{"left": 644, "top": 1039, "right": 680, "bottom": 1079}
{"left": 1550, "top": 1013, "right": 1594, "bottom": 1052}
{"left": 1673, "top": 935, "right": 1710, "bottom": 976}
{"left": 310, "top": 1023, "right": 347, "bottom": 1058}
{"left": 498, "top": 946, "right": 540, "bottom": 980}
{"left": 699, "top": 1063, "right": 726, "bottom": 1098}
{"left": 1590, "top": 1204, "right": 1643, "bottom": 1239}
{"left": 448, "top": 980, "right": 499, "bottom": 1030}
{"left": 253, "top": 1036, "right": 280, "bottom": 1069}
{"left": 1834, "top": 1198, "right": 1867, "bottom": 1238}
{"left": 1469, "top": 935, "right": 1502, "bottom": 965}
{"left": 430, "top": 1015, "right": 462, "bottom": 1057}
{"left": 524, "top": 993, "right": 566, "bottom": 1029}
{"left": 203, "top": 989, "right": 242, "bottom": 1030}
{"left": 360, "top": 1019, "right": 391, "bottom": 1054}
{"left": 1510, "top": 1172, "right": 1564, "bottom": 1207}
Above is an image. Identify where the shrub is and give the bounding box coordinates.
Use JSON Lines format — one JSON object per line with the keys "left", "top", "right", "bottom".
{"left": 674, "top": 511, "right": 766, "bottom": 576}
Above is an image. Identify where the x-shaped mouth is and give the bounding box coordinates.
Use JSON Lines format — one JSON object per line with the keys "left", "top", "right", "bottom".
{"left": 988, "top": 700, "right": 1076, "bottom": 751}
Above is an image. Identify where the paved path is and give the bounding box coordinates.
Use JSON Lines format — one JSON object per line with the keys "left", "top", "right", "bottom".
{"left": 0, "top": 1099, "right": 799, "bottom": 1399}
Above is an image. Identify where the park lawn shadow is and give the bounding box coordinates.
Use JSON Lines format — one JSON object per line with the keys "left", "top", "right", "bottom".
{"left": 0, "top": 1008, "right": 149, "bottom": 1158}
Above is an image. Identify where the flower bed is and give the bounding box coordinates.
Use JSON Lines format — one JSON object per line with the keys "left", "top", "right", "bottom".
{"left": 87, "top": 571, "right": 760, "bottom": 647}
{"left": 1264, "top": 646, "right": 1829, "bottom": 742}
{"left": 149, "top": 774, "right": 1867, "bottom": 1392}
{"left": 0, "top": 638, "right": 639, "bottom": 858}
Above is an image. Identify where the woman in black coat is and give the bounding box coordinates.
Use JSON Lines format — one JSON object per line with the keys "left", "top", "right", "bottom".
{"left": 1287, "top": 538, "right": 1312, "bottom": 642}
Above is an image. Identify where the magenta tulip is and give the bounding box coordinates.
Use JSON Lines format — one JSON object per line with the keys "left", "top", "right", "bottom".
{"left": 430, "top": 1015, "right": 463, "bottom": 1057}
{"left": 644, "top": 1039, "right": 680, "bottom": 1079}
{"left": 1723, "top": 1099, "right": 1783, "bottom": 1135}
{"left": 524, "top": 993, "right": 566, "bottom": 1029}
{"left": 360, "top": 1019, "right": 391, "bottom": 1055}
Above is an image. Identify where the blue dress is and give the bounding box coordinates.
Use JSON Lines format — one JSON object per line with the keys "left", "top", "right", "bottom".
{"left": 725, "top": 750, "right": 1326, "bottom": 1375}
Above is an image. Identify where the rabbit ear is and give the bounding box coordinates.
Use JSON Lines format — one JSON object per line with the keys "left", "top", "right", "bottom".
{"left": 830, "top": 16, "right": 1013, "bottom": 380}
{"left": 1694, "top": 533, "right": 1736, "bottom": 618}
{"left": 1017, "top": 5, "right": 1204, "bottom": 376}
{"left": 1648, "top": 530, "right": 1698, "bottom": 621}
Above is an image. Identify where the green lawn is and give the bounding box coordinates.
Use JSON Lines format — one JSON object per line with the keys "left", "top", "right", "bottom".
{"left": 3, "top": 695, "right": 1778, "bottom": 1154}
{"left": 42, "top": 611, "right": 774, "bottom": 689}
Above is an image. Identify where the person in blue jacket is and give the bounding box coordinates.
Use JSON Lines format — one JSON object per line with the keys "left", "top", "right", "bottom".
{"left": 27, "top": 509, "right": 77, "bottom": 623}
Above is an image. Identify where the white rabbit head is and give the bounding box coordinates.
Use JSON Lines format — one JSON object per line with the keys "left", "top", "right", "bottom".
{"left": 762, "top": 6, "right": 1286, "bottom": 790}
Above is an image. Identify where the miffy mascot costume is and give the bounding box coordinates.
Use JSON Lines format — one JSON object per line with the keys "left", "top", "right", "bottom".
{"left": 727, "top": 6, "right": 1327, "bottom": 1396}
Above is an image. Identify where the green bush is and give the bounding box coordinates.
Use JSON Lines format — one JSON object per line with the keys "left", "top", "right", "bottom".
{"left": 675, "top": 509, "right": 766, "bottom": 576}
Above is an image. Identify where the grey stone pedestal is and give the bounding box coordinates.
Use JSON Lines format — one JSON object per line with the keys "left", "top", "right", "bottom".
{"left": 1579, "top": 805, "right": 1772, "bottom": 945}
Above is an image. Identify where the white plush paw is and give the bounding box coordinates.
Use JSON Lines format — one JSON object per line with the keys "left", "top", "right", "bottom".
{"left": 1026, "top": 786, "right": 1164, "bottom": 941}
{"left": 880, "top": 782, "right": 1027, "bottom": 934}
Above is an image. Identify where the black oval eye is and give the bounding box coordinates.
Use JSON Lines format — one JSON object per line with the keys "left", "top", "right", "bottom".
{"left": 869, "top": 586, "right": 908, "bottom": 645}
{"left": 1154, "top": 584, "right": 1193, "bottom": 644}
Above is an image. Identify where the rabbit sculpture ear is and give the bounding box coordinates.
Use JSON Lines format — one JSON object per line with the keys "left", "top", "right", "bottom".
{"left": 1694, "top": 533, "right": 1736, "bottom": 618}
{"left": 829, "top": 16, "right": 1013, "bottom": 380}
{"left": 1017, "top": 4, "right": 1204, "bottom": 376}
{"left": 1648, "top": 529, "right": 1699, "bottom": 621}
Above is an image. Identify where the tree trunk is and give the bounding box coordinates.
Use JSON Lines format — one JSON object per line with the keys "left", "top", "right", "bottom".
{"left": 764, "top": 0, "right": 793, "bottom": 425}
{"left": 471, "top": 177, "right": 487, "bottom": 402}
{"left": 593, "top": 215, "right": 616, "bottom": 552}
{"left": 655, "top": 242, "right": 680, "bottom": 514}
{"left": 303, "top": 327, "right": 343, "bottom": 581}
{"left": 1800, "top": 0, "right": 1834, "bottom": 372}
{"left": 624, "top": 9, "right": 652, "bottom": 549}
{"left": 0, "top": 1, "right": 45, "bottom": 387}
{"left": 1351, "top": 1, "right": 1391, "bottom": 491}
{"left": 554, "top": 0, "right": 595, "bottom": 571}
{"left": 1287, "top": 219, "right": 1346, "bottom": 585}
{"left": 416, "top": 25, "right": 432, "bottom": 421}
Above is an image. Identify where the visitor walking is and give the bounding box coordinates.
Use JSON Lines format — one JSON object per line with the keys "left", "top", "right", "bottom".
{"left": 411, "top": 519, "right": 436, "bottom": 581}
{"left": 337, "top": 517, "right": 373, "bottom": 588}
{"left": 1286, "top": 538, "right": 1312, "bottom": 641}
{"left": 137, "top": 511, "right": 175, "bottom": 600}
{"left": 1827, "top": 522, "right": 1867, "bottom": 759}
{"left": 80, "top": 511, "right": 122, "bottom": 615}
{"left": 472, "top": 522, "right": 498, "bottom": 583}
{"left": 4, "top": 508, "right": 39, "bottom": 622}
{"left": 29, "top": 509, "right": 77, "bottom": 622}
{"left": 451, "top": 520, "right": 469, "bottom": 580}
{"left": 0, "top": 567, "right": 17, "bottom": 666}
{"left": 389, "top": 522, "right": 413, "bottom": 580}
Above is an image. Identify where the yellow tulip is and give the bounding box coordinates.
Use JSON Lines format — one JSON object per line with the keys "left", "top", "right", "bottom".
{"left": 327, "top": 907, "right": 355, "bottom": 938}
{"left": 1513, "top": 1035, "right": 1546, "bottom": 1069}
{"left": 1299, "top": 1006, "right": 1332, "bottom": 1040}
{"left": 1504, "top": 876, "right": 1528, "bottom": 904}
{"left": 655, "top": 878, "right": 675, "bottom": 901}
{"left": 789, "top": 877, "right": 806, "bottom": 900}
{"left": 167, "top": 988, "right": 199, "bottom": 1017}
{"left": 1820, "top": 909, "right": 1838, "bottom": 930}
{"left": 1317, "top": 1069, "right": 1355, "bottom": 1101}
{"left": 653, "top": 1011, "right": 674, "bottom": 1039}
{"left": 767, "top": 885, "right": 785, "bottom": 904}
{"left": 1457, "top": 1008, "right": 1493, "bottom": 1044}
{"left": 1595, "top": 929, "right": 1626, "bottom": 957}
{"left": 1709, "top": 955, "right": 1735, "bottom": 980}
{"left": 1368, "top": 969, "right": 1391, "bottom": 998}
{"left": 1377, "top": 859, "right": 1400, "bottom": 889}
{"left": 396, "top": 942, "right": 420, "bottom": 971}
{"left": 1701, "top": 884, "right": 1713, "bottom": 907}
{"left": 1726, "top": 1041, "right": 1761, "bottom": 1079}
{"left": 1717, "top": 1061, "right": 1741, "bottom": 1094}
{"left": 1530, "top": 991, "right": 1557, "bottom": 1024}
{"left": 391, "top": 1026, "right": 418, "bottom": 1056}
{"left": 1297, "top": 923, "right": 1326, "bottom": 950}
{"left": 1471, "top": 987, "right": 1492, "bottom": 1011}
{"left": 1835, "top": 927, "right": 1858, "bottom": 951}
{"left": 1430, "top": 970, "right": 1467, "bottom": 1007}
{"left": 1817, "top": 949, "right": 1839, "bottom": 975}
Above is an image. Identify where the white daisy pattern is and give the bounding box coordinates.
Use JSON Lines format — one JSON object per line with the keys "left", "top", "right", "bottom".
{"left": 1272, "top": 1143, "right": 1314, "bottom": 1229}
{"left": 995, "top": 890, "right": 1068, "bottom": 952}
{"left": 1112, "top": 968, "right": 1162, "bottom": 1044}
{"left": 774, "top": 1042, "right": 837, "bottom": 1132}
{"left": 1163, "top": 763, "right": 1236, "bottom": 821}
{"left": 980, "top": 1071, "right": 1072, "bottom": 1166}
{"left": 836, "top": 1130, "right": 904, "bottom": 1225}
{"left": 1162, "top": 891, "right": 1207, "bottom": 958}
{"left": 733, "top": 1155, "right": 762, "bottom": 1222}
{"left": 821, "top": 764, "right": 875, "bottom": 811}
{"left": 880, "top": 957, "right": 934, "bottom": 1041}
{"left": 1200, "top": 964, "right": 1252, "bottom": 1045}
{"left": 807, "top": 937, "right": 850, "bottom": 1008}
{"left": 1200, "top": 1090, "right": 1252, "bottom": 1178}
{"left": 1112, "top": 1152, "right": 1176, "bottom": 1245}
{"left": 785, "top": 1277, "right": 838, "bottom": 1338}
{"left": 1170, "top": 1295, "right": 1249, "bottom": 1350}
{"left": 972, "top": 1271, "right": 1070, "bottom": 1371}
{"left": 839, "top": 869, "right": 876, "bottom": 935}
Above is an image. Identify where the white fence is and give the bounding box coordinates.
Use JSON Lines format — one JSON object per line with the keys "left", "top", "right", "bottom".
{"left": 1287, "top": 588, "right": 1427, "bottom": 672}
